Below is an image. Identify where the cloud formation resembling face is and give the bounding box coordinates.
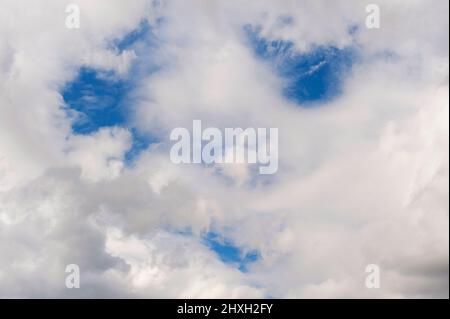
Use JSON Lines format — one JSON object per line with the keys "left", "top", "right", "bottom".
{"left": 0, "top": 0, "right": 448, "bottom": 298}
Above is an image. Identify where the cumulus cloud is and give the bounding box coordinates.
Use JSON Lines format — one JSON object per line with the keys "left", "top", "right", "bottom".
{"left": 0, "top": 0, "right": 448, "bottom": 298}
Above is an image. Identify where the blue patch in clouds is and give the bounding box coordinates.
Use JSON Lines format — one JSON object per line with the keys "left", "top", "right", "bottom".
{"left": 62, "top": 67, "right": 130, "bottom": 134}
{"left": 204, "top": 232, "right": 260, "bottom": 272}
{"left": 62, "top": 21, "right": 157, "bottom": 164}
{"left": 114, "top": 20, "right": 152, "bottom": 52}
{"left": 245, "top": 25, "right": 356, "bottom": 105}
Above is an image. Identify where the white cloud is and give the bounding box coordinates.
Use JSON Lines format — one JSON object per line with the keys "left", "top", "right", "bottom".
{"left": 0, "top": 0, "right": 448, "bottom": 298}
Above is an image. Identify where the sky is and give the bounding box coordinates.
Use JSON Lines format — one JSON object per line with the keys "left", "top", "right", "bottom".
{"left": 0, "top": 0, "right": 448, "bottom": 298}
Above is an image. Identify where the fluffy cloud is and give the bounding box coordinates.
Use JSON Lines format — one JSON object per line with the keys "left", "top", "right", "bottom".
{"left": 0, "top": 0, "right": 448, "bottom": 298}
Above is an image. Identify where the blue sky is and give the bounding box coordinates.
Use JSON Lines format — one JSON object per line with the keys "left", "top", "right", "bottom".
{"left": 245, "top": 25, "right": 356, "bottom": 105}
{"left": 62, "top": 21, "right": 157, "bottom": 164}
{"left": 203, "top": 232, "right": 260, "bottom": 272}
{"left": 63, "top": 22, "right": 356, "bottom": 163}
{"left": 61, "top": 21, "right": 358, "bottom": 271}
{"left": 62, "top": 24, "right": 262, "bottom": 269}
{"left": 1, "top": 0, "right": 448, "bottom": 299}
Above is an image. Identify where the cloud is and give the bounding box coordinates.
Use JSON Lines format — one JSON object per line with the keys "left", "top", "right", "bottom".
{"left": 0, "top": 0, "right": 448, "bottom": 298}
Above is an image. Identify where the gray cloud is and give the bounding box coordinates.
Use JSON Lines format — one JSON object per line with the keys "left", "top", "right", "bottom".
{"left": 0, "top": 0, "right": 448, "bottom": 298}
